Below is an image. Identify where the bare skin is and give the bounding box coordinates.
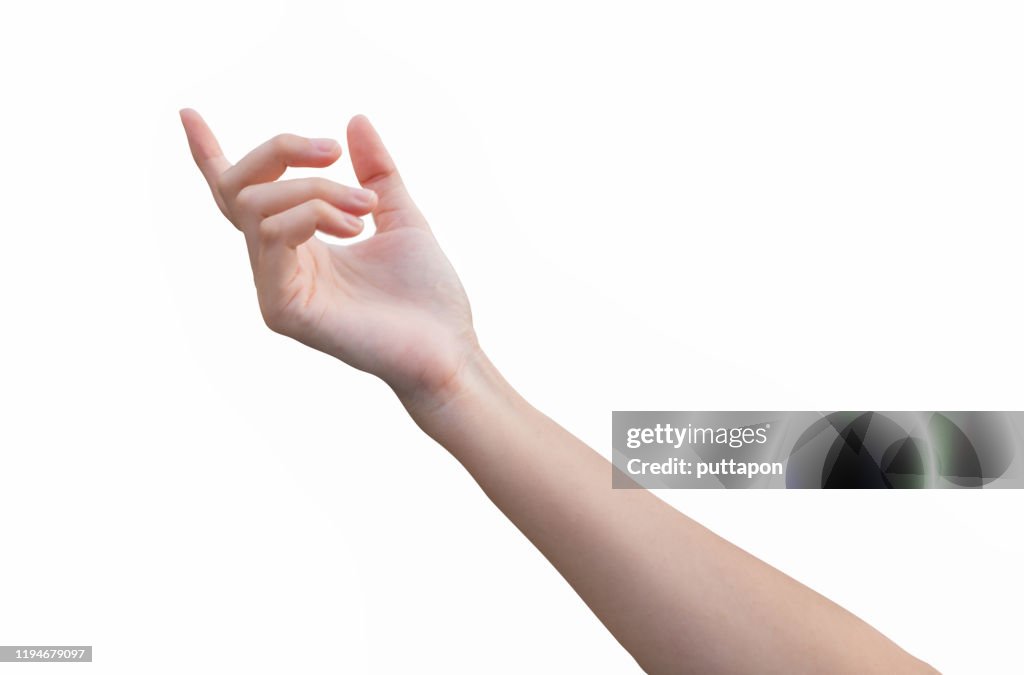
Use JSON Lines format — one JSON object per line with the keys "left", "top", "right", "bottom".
{"left": 180, "top": 109, "right": 938, "bottom": 674}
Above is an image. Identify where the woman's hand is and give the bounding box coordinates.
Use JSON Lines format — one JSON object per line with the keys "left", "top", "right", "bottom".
{"left": 180, "top": 109, "right": 479, "bottom": 407}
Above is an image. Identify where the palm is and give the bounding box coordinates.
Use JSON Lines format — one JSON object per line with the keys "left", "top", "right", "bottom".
{"left": 292, "top": 225, "right": 474, "bottom": 396}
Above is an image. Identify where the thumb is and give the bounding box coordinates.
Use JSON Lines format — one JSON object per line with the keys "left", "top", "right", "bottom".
{"left": 346, "top": 115, "right": 425, "bottom": 231}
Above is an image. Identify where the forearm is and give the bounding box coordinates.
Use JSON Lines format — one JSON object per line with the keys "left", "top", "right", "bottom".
{"left": 403, "top": 350, "right": 935, "bottom": 675}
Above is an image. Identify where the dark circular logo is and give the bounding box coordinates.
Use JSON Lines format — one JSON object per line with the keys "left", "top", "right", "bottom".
{"left": 785, "top": 412, "right": 1016, "bottom": 488}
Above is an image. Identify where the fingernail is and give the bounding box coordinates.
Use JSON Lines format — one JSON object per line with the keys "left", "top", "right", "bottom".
{"left": 353, "top": 188, "right": 377, "bottom": 207}
{"left": 311, "top": 138, "right": 339, "bottom": 153}
{"left": 345, "top": 214, "right": 365, "bottom": 231}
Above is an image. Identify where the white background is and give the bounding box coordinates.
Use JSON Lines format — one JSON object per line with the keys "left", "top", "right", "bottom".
{"left": 1, "top": 1, "right": 1022, "bottom": 673}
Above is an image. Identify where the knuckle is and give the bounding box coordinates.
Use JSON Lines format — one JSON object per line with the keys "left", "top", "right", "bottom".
{"left": 233, "top": 185, "right": 256, "bottom": 212}
{"left": 309, "top": 176, "right": 334, "bottom": 197}
{"left": 215, "top": 171, "right": 233, "bottom": 198}
{"left": 309, "top": 198, "right": 332, "bottom": 218}
{"left": 257, "top": 216, "right": 282, "bottom": 242}
{"left": 272, "top": 133, "right": 300, "bottom": 154}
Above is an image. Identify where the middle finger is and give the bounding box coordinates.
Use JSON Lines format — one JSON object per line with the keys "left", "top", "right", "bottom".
{"left": 236, "top": 177, "right": 379, "bottom": 220}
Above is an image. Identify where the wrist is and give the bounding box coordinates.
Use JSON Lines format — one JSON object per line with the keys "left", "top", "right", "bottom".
{"left": 397, "top": 346, "right": 515, "bottom": 441}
